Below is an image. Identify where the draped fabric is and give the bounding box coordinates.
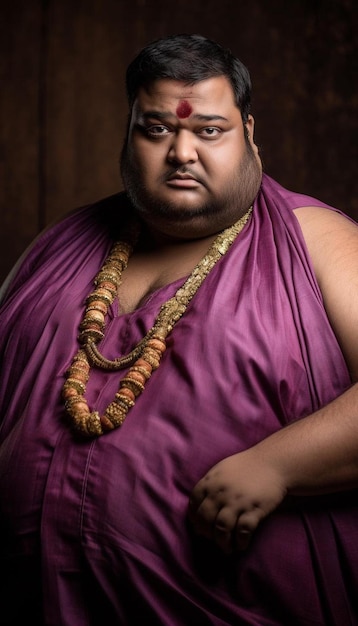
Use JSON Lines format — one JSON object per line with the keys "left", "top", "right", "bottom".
{"left": 0, "top": 174, "right": 356, "bottom": 625}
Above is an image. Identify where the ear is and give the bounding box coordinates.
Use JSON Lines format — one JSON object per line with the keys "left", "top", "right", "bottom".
{"left": 245, "top": 115, "right": 260, "bottom": 158}
{"left": 244, "top": 115, "right": 255, "bottom": 141}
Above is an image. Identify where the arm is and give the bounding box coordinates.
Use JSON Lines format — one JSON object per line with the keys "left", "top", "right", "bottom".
{"left": 188, "top": 207, "right": 358, "bottom": 553}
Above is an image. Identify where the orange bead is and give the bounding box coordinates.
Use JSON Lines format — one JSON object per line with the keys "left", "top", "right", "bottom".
{"left": 134, "top": 358, "right": 153, "bottom": 374}
{"left": 72, "top": 398, "right": 90, "bottom": 414}
{"left": 147, "top": 338, "right": 166, "bottom": 353}
{"left": 62, "top": 386, "right": 78, "bottom": 399}
{"left": 86, "top": 310, "right": 105, "bottom": 324}
{"left": 118, "top": 387, "right": 136, "bottom": 402}
{"left": 142, "top": 351, "right": 160, "bottom": 369}
{"left": 73, "top": 359, "right": 90, "bottom": 372}
{"left": 69, "top": 369, "right": 88, "bottom": 384}
{"left": 100, "top": 415, "right": 115, "bottom": 431}
{"left": 120, "top": 378, "right": 144, "bottom": 397}
{"left": 94, "top": 288, "right": 114, "bottom": 301}
{"left": 126, "top": 370, "right": 146, "bottom": 385}
{"left": 100, "top": 281, "right": 117, "bottom": 293}
{"left": 87, "top": 300, "right": 107, "bottom": 315}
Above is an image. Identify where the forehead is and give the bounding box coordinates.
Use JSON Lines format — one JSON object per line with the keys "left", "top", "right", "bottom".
{"left": 131, "top": 76, "right": 238, "bottom": 118}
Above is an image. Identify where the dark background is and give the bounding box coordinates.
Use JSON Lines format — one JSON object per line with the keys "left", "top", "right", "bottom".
{"left": 1, "top": 0, "right": 357, "bottom": 283}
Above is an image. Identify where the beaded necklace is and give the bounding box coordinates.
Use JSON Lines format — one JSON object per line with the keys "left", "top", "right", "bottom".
{"left": 62, "top": 207, "right": 252, "bottom": 437}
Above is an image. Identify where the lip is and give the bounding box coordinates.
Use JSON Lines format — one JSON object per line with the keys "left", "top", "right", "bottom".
{"left": 166, "top": 173, "right": 201, "bottom": 188}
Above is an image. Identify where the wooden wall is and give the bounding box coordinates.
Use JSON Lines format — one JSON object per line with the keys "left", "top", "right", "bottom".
{"left": 1, "top": 0, "right": 357, "bottom": 283}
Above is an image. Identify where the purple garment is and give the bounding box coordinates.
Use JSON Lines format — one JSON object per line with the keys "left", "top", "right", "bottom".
{"left": 0, "top": 174, "right": 356, "bottom": 625}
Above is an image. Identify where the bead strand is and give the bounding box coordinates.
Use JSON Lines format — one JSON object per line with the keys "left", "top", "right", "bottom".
{"left": 62, "top": 207, "right": 252, "bottom": 437}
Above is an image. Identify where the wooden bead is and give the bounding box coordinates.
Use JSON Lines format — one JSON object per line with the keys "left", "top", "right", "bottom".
{"left": 126, "top": 370, "right": 147, "bottom": 385}
{"left": 87, "top": 300, "right": 107, "bottom": 315}
{"left": 85, "top": 310, "right": 105, "bottom": 324}
{"left": 134, "top": 358, "right": 153, "bottom": 374}
{"left": 100, "top": 414, "right": 115, "bottom": 431}
{"left": 147, "top": 338, "right": 166, "bottom": 353}
{"left": 117, "top": 387, "right": 136, "bottom": 402}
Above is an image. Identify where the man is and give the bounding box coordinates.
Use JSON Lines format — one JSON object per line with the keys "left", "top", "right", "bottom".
{"left": 0, "top": 33, "right": 357, "bottom": 625}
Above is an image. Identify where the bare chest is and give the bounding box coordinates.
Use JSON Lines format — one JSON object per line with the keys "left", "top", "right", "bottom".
{"left": 116, "top": 236, "right": 216, "bottom": 313}
{"left": 117, "top": 265, "right": 181, "bottom": 313}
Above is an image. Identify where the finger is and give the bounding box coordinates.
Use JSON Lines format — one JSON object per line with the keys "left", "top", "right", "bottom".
{"left": 188, "top": 482, "right": 208, "bottom": 518}
{"left": 213, "top": 525, "right": 233, "bottom": 554}
{"left": 235, "top": 528, "right": 252, "bottom": 551}
{"left": 234, "top": 512, "right": 260, "bottom": 551}
{"left": 213, "top": 506, "right": 241, "bottom": 553}
{"left": 189, "top": 496, "right": 221, "bottom": 538}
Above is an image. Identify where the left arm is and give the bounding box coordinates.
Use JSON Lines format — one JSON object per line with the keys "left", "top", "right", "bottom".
{"left": 188, "top": 207, "right": 358, "bottom": 553}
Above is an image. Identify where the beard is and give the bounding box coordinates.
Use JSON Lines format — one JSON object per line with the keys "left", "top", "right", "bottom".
{"left": 120, "top": 139, "right": 262, "bottom": 237}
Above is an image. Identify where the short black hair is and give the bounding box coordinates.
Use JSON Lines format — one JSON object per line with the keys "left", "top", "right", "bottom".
{"left": 125, "top": 34, "right": 252, "bottom": 122}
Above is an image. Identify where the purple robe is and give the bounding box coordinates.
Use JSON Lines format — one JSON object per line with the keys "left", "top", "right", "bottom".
{"left": 0, "top": 174, "right": 356, "bottom": 625}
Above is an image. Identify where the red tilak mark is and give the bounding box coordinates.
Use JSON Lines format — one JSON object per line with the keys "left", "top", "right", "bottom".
{"left": 176, "top": 100, "right": 192, "bottom": 118}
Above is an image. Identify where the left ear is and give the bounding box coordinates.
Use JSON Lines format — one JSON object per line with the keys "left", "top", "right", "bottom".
{"left": 245, "top": 115, "right": 260, "bottom": 156}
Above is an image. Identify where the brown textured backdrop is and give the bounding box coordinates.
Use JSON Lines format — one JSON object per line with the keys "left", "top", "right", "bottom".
{"left": 1, "top": 0, "right": 357, "bottom": 283}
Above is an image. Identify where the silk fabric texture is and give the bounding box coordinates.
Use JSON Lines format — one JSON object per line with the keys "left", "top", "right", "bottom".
{"left": 0, "top": 174, "right": 356, "bottom": 625}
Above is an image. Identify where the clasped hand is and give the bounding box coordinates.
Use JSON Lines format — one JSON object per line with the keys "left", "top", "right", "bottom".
{"left": 188, "top": 449, "right": 287, "bottom": 553}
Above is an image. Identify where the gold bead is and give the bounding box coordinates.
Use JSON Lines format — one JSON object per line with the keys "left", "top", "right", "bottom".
{"left": 120, "top": 377, "right": 144, "bottom": 396}
{"left": 86, "top": 300, "right": 107, "bottom": 315}
{"left": 126, "top": 370, "right": 147, "bottom": 385}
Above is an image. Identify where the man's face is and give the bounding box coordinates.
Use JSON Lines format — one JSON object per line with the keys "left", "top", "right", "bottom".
{"left": 121, "top": 76, "right": 262, "bottom": 239}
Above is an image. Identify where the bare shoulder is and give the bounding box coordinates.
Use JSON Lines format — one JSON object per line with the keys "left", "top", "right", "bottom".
{"left": 294, "top": 206, "right": 358, "bottom": 381}
{"left": 294, "top": 206, "right": 358, "bottom": 257}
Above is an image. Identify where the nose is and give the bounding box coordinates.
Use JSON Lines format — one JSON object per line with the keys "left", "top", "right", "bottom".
{"left": 167, "top": 130, "right": 198, "bottom": 165}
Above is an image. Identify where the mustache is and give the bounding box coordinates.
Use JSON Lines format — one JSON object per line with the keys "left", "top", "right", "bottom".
{"left": 162, "top": 166, "right": 207, "bottom": 186}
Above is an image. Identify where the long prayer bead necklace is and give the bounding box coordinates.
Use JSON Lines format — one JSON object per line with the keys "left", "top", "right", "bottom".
{"left": 62, "top": 207, "right": 252, "bottom": 437}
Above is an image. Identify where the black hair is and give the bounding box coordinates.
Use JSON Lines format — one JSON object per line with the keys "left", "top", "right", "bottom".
{"left": 125, "top": 34, "right": 252, "bottom": 122}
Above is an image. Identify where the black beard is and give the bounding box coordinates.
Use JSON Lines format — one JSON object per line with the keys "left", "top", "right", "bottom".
{"left": 120, "top": 139, "right": 262, "bottom": 229}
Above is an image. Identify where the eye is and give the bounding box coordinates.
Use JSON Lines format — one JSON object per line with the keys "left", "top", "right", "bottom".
{"left": 145, "top": 125, "right": 171, "bottom": 138}
{"left": 198, "top": 127, "right": 222, "bottom": 139}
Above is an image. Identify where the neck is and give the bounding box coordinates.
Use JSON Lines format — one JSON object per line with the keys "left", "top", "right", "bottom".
{"left": 137, "top": 223, "right": 218, "bottom": 254}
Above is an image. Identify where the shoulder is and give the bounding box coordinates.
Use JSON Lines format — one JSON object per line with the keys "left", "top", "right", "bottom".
{"left": 294, "top": 205, "right": 358, "bottom": 381}
{"left": 0, "top": 192, "right": 129, "bottom": 306}
{"left": 259, "top": 174, "right": 333, "bottom": 211}
{"left": 294, "top": 205, "right": 358, "bottom": 276}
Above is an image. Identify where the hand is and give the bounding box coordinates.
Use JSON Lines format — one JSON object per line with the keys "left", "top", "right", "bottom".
{"left": 188, "top": 449, "right": 287, "bottom": 553}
